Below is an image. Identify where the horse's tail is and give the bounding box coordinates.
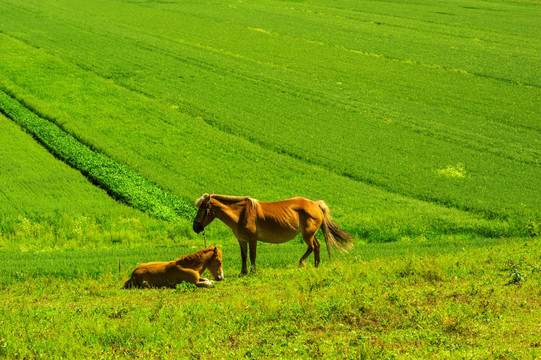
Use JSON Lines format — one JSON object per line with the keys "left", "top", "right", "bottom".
{"left": 123, "top": 277, "right": 134, "bottom": 289}
{"left": 317, "top": 200, "right": 354, "bottom": 259}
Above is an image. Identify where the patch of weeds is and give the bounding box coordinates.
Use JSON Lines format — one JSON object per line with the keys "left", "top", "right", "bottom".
{"left": 525, "top": 220, "right": 540, "bottom": 238}
{"left": 149, "top": 297, "right": 165, "bottom": 322}
{"left": 108, "top": 307, "right": 130, "bottom": 319}
{"left": 396, "top": 257, "right": 445, "bottom": 283}
{"left": 505, "top": 260, "right": 525, "bottom": 286}
{"left": 437, "top": 163, "right": 466, "bottom": 179}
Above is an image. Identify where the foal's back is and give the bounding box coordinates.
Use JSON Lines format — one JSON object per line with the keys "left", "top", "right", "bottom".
{"left": 125, "top": 260, "right": 195, "bottom": 288}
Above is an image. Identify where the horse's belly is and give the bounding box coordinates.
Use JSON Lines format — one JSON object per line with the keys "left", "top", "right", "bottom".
{"left": 256, "top": 225, "right": 299, "bottom": 244}
{"left": 251, "top": 207, "right": 302, "bottom": 243}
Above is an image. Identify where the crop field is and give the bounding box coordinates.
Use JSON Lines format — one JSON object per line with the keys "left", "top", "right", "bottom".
{"left": 0, "top": 0, "right": 539, "bottom": 358}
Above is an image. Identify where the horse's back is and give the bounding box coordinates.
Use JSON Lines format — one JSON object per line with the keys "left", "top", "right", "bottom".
{"left": 259, "top": 197, "right": 321, "bottom": 219}
{"left": 133, "top": 261, "right": 170, "bottom": 273}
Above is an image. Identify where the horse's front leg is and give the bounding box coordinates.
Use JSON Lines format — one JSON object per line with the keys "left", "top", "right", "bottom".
{"left": 239, "top": 240, "right": 248, "bottom": 275}
{"left": 248, "top": 239, "right": 257, "bottom": 273}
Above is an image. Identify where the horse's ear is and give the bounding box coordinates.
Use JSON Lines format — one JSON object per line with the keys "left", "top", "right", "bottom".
{"left": 213, "top": 246, "right": 218, "bottom": 255}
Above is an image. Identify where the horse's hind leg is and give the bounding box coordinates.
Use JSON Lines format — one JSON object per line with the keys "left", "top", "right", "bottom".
{"left": 299, "top": 235, "right": 321, "bottom": 267}
{"left": 299, "top": 245, "right": 313, "bottom": 267}
{"left": 300, "top": 218, "right": 320, "bottom": 267}
{"left": 299, "top": 232, "right": 317, "bottom": 267}
{"left": 313, "top": 236, "right": 321, "bottom": 268}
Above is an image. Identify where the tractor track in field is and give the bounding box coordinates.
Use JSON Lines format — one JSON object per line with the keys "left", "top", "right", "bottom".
{"left": 14, "top": 14, "right": 536, "bottom": 168}
{"left": 2, "top": 2, "right": 538, "bottom": 150}
{"left": 109, "top": 30, "right": 540, "bottom": 166}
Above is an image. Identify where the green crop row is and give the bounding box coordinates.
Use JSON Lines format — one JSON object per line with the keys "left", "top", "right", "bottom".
{"left": 0, "top": 90, "right": 195, "bottom": 222}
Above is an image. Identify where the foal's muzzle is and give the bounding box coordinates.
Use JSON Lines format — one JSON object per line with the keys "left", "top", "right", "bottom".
{"left": 193, "top": 222, "right": 204, "bottom": 234}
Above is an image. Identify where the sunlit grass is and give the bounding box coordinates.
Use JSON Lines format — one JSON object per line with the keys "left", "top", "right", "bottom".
{"left": 0, "top": 237, "right": 539, "bottom": 359}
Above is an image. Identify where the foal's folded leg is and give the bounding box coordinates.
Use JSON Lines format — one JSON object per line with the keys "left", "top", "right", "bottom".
{"left": 195, "top": 279, "right": 215, "bottom": 287}
{"left": 179, "top": 269, "right": 214, "bottom": 287}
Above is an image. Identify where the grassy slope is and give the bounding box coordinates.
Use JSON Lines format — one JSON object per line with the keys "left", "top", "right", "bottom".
{"left": 0, "top": 111, "right": 139, "bottom": 218}
{"left": 0, "top": 238, "right": 539, "bottom": 359}
{"left": 0, "top": 34, "right": 505, "bottom": 240}
{"left": 0, "top": 113, "right": 111, "bottom": 217}
{"left": 0, "top": 0, "right": 539, "bottom": 238}
{"left": 0, "top": 112, "right": 193, "bottom": 250}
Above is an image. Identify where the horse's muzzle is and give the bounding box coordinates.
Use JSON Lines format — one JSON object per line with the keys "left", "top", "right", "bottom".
{"left": 215, "top": 273, "right": 224, "bottom": 281}
{"left": 193, "top": 222, "right": 204, "bottom": 234}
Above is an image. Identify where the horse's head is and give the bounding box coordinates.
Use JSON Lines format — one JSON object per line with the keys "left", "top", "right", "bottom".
{"left": 207, "top": 246, "right": 224, "bottom": 281}
{"left": 193, "top": 193, "right": 216, "bottom": 233}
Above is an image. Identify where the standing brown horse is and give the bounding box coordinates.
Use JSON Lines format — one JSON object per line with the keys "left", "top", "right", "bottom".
{"left": 193, "top": 193, "right": 353, "bottom": 274}
{"left": 124, "top": 246, "right": 224, "bottom": 288}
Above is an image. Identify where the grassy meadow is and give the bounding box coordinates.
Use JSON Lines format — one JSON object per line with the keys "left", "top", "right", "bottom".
{"left": 1, "top": 238, "right": 540, "bottom": 359}
{"left": 0, "top": 0, "right": 540, "bottom": 358}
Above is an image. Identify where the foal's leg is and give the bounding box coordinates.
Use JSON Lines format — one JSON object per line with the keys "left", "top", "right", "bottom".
{"left": 195, "top": 279, "right": 214, "bottom": 287}
{"left": 248, "top": 239, "right": 257, "bottom": 273}
{"left": 177, "top": 269, "right": 202, "bottom": 288}
{"left": 239, "top": 240, "right": 249, "bottom": 275}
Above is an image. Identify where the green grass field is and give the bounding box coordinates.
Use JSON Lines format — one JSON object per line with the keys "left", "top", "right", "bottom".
{"left": 1, "top": 239, "right": 539, "bottom": 359}
{"left": 0, "top": 0, "right": 539, "bottom": 358}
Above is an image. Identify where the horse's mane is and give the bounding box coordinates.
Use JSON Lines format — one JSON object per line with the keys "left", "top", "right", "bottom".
{"left": 195, "top": 194, "right": 209, "bottom": 208}
{"left": 213, "top": 194, "right": 259, "bottom": 206}
{"left": 195, "top": 193, "right": 259, "bottom": 207}
{"left": 175, "top": 247, "right": 214, "bottom": 266}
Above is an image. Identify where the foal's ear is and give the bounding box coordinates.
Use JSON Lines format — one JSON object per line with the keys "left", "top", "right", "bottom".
{"left": 213, "top": 246, "right": 218, "bottom": 255}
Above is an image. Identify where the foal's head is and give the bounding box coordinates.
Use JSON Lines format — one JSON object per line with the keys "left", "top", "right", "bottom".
{"left": 193, "top": 193, "right": 216, "bottom": 233}
{"left": 207, "top": 246, "right": 224, "bottom": 281}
